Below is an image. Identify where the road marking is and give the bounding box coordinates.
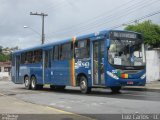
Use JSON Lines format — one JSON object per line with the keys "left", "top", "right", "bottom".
{"left": 46, "top": 106, "right": 95, "bottom": 120}
{"left": 46, "top": 106, "right": 73, "bottom": 114}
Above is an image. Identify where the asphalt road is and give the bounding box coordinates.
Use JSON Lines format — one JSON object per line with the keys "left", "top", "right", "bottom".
{"left": 0, "top": 80, "right": 160, "bottom": 120}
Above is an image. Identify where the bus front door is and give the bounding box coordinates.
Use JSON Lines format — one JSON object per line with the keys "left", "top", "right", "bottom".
{"left": 43, "top": 50, "right": 52, "bottom": 84}
{"left": 93, "top": 40, "right": 105, "bottom": 85}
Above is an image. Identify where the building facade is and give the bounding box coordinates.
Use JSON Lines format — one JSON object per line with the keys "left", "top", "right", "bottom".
{"left": 0, "top": 62, "right": 11, "bottom": 77}
{"left": 146, "top": 49, "right": 160, "bottom": 82}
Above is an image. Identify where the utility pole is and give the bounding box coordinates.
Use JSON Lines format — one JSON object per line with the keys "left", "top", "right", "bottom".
{"left": 30, "top": 12, "right": 48, "bottom": 44}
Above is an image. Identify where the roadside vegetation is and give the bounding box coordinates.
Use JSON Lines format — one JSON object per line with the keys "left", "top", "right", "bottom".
{"left": 125, "top": 20, "right": 160, "bottom": 48}
{"left": 0, "top": 46, "right": 11, "bottom": 62}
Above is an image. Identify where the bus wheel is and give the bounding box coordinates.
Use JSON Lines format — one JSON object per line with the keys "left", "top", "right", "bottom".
{"left": 110, "top": 87, "right": 121, "bottom": 93}
{"left": 31, "top": 76, "right": 38, "bottom": 90}
{"left": 24, "top": 76, "right": 31, "bottom": 90}
{"left": 80, "top": 76, "right": 91, "bottom": 94}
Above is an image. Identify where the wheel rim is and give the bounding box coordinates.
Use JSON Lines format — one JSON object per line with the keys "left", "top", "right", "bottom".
{"left": 80, "top": 80, "right": 86, "bottom": 90}
{"left": 31, "top": 78, "right": 35, "bottom": 88}
{"left": 25, "top": 77, "right": 29, "bottom": 87}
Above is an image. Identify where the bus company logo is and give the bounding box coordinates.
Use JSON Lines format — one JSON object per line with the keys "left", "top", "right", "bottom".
{"left": 75, "top": 61, "right": 90, "bottom": 69}
{"left": 112, "top": 70, "right": 118, "bottom": 74}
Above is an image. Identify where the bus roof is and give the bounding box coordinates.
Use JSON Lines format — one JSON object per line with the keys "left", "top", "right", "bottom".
{"left": 12, "top": 29, "right": 141, "bottom": 54}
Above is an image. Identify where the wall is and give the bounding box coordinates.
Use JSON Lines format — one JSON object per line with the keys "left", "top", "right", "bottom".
{"left": 0, "top": 66, "right": 10, "bottom": 78}
{"left": 146, "top": 50, "right": 160, "bottom": 82}
{"left": 0, "top": 72, "right": 10, "bottom": 78}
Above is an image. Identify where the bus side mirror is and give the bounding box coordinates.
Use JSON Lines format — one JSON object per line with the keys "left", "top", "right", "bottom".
{"left": 106, "top": 39, "right": 110, "bottom": 48}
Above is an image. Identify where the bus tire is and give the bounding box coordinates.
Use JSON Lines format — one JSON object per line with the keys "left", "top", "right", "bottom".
{"left": 110, "top": 86, "right": 121, "bottom": 93}
{"left": 31, "top": 76, "right": 38, "bottom": 90}
{"left": 24, "top": 76, "right": 31, "bottom": 90}
{"left": 80, "top": 76, "right": 91, "bottom": 94}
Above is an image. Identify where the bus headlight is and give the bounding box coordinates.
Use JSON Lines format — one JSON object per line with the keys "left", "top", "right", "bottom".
{"left": 107, "top": 71, "right": 119, "bottom": 80}
{"left": 140, "top": 74, "right": 146, "bottom": 79}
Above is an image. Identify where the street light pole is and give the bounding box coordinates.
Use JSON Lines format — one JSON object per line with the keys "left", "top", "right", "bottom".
{"left": 30, "top": 12, "right": 48, "bottom": 44}
{"left": 23, "top": 26, "right": 41, "bottom": 36}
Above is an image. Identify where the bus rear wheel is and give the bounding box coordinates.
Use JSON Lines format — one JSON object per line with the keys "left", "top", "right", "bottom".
{"left": 80, "top": 76, "right": 91, "bottom": 94}
{"left": 110, "top": 86, "right": 121, "bottom": 93}
{"left": 24, "top": 76, "right": 31, "bottom": 90}
{"left": 31, "top": 76, "right": 43, "bottom": 90}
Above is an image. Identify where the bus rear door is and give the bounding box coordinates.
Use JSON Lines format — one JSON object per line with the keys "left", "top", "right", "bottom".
{"left": 15, "top": 54, "right": 21, "bottom": 83}
{"left": 43, "top": 49, "right": 52, "bottom": 84}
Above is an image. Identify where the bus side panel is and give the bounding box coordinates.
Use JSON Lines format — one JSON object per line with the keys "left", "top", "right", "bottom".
{"left": 19, "top": 65, "right": 30, "bottom": 84}
{"left": 29, "top": 63, "right": 43, "bottom": 84}
{"left": 19, "top": 63, "right": 43, "bottom": 84}
{"left": 75, "top": 59, "right": 92, "bottom": 87}
{"left": 51, "top": 60, "right": 70, "bottom": 86}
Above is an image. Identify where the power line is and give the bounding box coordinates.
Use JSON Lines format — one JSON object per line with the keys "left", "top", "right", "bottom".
{"left": 46, "top": 0, "right": 137, "bottom": 36}
{"left": 47, "top": 0, "right": 143, "bottom": 38}
{"left": 66, "top": 0, "right": 160, "bottom": 36}
{"left": 45, "top": 0, "right": 66, "bottom": 12}
{"left": 47, "top": 0, "right": 157, "bottom": 38}
{"left": 73, "top": 0, "right": 160, "bottom": 35}
{"left": 110, "top": 10, "right": 160, "bottom": 29}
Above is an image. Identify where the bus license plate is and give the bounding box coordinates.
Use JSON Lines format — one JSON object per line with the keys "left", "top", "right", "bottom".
{"left": 127, "top": 81, "right": 133, "bottom": 85}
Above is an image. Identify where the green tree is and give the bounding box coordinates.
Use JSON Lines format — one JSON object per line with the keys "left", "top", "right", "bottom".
{"left": 125, "top": 20, "right": 160, "bottom": 48}
{"left": 0, "top": 54, "right": 11, "bottom": 62}
{"left": 0, "top": 46, "right": 2, "bottom": 53}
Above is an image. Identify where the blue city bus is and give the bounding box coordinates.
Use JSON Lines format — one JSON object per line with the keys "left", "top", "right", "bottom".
{"left": 11, "top": 30, "right": 146, "bottom": 93}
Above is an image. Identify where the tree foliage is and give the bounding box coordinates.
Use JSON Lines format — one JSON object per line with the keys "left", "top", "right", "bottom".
{"left": 0, "top": 54, "right": 11, "bottom": 62}
{"left": 0, "top": 46, "right": 2, "bottom": 53}
{"left": 125, "top": 21, "right": 160, "bottom": 48}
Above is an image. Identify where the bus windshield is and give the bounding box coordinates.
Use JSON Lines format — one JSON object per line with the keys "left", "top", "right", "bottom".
{"left": 108, "top": 39, "right": 145, "bottom": 67}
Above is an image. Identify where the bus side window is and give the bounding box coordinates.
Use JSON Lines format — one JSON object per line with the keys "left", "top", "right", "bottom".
{"left": 60, "top": 43, "right": 72, "bottom": 60}
{"left": 12, "top": 55, "right": 15, "bottom": 66}
{"left": 21, "top": 53, "right": 25, "bottom": 64}
{"left": 33, "top": 49, "right": 42, "bottom": 63}
{"left": 53, "top": 45, "right": 59, "bottom": 60}
{"left": 27, "top": 51, "right": 33, "bottom": 63}
{"left": 74, "top": 42, "right": 78, "bottom": 58}
{"left": 75, "top": 39, "right": 90, "bottom": 59}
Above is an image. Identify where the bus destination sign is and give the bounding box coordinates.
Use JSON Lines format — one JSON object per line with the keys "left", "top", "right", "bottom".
{"left": 110, "top": 31, "right": 140, "bottom": 40}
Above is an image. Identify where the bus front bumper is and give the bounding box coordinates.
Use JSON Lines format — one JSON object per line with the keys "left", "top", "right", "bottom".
{"left": 106, "top": 77, "right": 146, "bottom": 87}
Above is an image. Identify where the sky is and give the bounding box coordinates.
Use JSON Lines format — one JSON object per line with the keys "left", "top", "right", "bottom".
{"left": 0, "top": 0, "right": 160, "bottom": 49}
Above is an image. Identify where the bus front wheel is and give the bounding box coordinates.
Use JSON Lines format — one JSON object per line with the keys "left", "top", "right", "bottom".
{"left": 24, "top": 76, "right": 31, "bottom": 90}
{"left": 80, "top": 76, "right": 91, "bottom": 94}
{"left": 110, "top": 86, "right": 121, "bottom": 93}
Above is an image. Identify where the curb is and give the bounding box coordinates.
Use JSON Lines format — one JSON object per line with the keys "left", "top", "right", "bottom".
{"left": 123, "top": 87, "right": 160, "bottom": 92}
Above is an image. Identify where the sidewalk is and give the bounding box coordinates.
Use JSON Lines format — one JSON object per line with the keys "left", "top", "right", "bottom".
{"left": 0, "top": 94, "right": 92, "bottom": 120}
{"left": 123, "top": 80, "right": 160, "bottom": 92}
